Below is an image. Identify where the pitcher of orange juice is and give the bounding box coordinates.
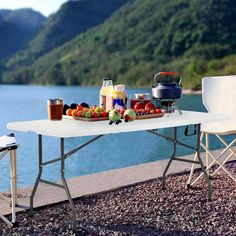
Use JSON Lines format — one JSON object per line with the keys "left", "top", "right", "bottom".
{"left": 99, "top": 78, "right": 114, "bottom": 111}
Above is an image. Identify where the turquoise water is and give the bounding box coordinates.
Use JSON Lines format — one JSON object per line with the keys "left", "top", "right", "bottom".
{"left": 0, "top": 85, "right": 225, "bottom": 191}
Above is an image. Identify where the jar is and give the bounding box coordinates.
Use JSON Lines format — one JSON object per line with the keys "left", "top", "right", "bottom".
{"left": 112, "top": 84, "right": 127, "bottom": 110}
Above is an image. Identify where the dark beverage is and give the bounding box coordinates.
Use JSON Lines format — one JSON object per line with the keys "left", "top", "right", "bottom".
{"left": 130, "top": 98, "right": 140, "bottom": 109}
{"left": 47, "top": 99, "right": 63, "bottom": 120}
{"left": 130, "top": 98, "right": 151, "bottom": 108}
{"left": 130, "top": 93, "right": 151, "bottom": 108}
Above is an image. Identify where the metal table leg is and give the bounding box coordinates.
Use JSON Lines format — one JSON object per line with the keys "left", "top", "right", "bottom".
{"left": 60, "top": 138, "right": 77, "bottom": 230}
{"left": 148, "top": 124, "right": 212, "bottom": 200}
{"left": 30, "top": 135, "right": 43, "bottom": 215}
{"left": 29, "top": 135, "right": 104, "bottom": 230}
{"left": 162, "top": 127, "right": 177, "bottom": 189}
{"left": 30, "top": 136, "right": 77, "bottom": 229}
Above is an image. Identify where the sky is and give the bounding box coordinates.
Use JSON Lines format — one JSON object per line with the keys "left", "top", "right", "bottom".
{"left": 0, "top": 0, "right": 68, "bottom": 17}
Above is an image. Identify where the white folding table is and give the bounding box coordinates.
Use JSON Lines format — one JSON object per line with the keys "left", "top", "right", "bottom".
{"left": 7, "top": 111, "right": 228, "bottom": 230}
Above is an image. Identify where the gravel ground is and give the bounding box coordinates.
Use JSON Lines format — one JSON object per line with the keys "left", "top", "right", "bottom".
{"left": 1, "top": 162, "right": 236, "bottom": 236}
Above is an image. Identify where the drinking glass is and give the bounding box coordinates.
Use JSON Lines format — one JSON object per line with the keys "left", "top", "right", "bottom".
{"left": 47, "top": 99, "right": 63, "bottom": 120}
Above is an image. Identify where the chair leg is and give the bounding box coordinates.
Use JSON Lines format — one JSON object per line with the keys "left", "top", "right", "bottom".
{"left": 10, "top": 150, "right": 17, "bottom": 205}
{"left": 187, "top": 132, "right": 204, "bottom": 187}
{"left": 215, "top": 135, "right": 236, "bottom": 157}
{"left": 212, "top": 152, "right": 235, "bottom": 176}
{"left": 212, "top": 135, "right": 236, "bottom": 175}
{"left": 205, "top": 133, "right": 209, "bottom": 173}
{"left": 0, "top": 192, "right": 11, "bottom": 204}
{"left": 0, "top": 214, "right": 13, "bottom": 228}
{"left": 10, "top": 150, "right": 17, "bottom": 223}
{"left": 191, "top": 137, "right": 236, "bottom": 185}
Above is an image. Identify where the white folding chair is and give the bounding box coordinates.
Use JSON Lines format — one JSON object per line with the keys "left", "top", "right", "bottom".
{"left": 188, "top": 75, "right": 236, "bottom": 187}
{"left": 0, "top": 134, "right": 18, "bottom": 227}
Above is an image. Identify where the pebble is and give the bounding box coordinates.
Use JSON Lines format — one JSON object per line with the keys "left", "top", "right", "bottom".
{"left": 0, "top": 162, "right": 236, "bottom": 235}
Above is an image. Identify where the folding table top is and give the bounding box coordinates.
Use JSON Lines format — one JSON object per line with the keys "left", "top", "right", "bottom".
{"left": 7, "top": 111, "right": 228, "bottom": 138}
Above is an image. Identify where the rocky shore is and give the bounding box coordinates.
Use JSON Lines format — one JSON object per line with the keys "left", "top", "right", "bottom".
{"left": 182, "top": 89, "right": 202, "bottom": 95}
{"left": 0, "top": 162, "right": 235, "bottom": 236}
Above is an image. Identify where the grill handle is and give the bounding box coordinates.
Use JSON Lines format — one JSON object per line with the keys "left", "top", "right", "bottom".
{"left": 153, "top": 72, "right": 182, "bottom": 85}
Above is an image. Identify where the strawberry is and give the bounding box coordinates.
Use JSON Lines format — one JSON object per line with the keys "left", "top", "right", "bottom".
{"left": 101, "top": 111, "right": 109, "bottom": 117}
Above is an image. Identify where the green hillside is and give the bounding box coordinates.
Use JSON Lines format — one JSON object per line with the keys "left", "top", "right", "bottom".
{"left": 2, "top": 0, "right": 236, "bottom": 89}
{"left": 5, "top": 0, "right": 128, "bottom": 69}
{"left": 0, "top": 8, "right": 46, "bottom": 62}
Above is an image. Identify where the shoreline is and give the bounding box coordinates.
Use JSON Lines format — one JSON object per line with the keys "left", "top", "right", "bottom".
{"left": 0, "top": 84, "right": 202, "bottom": 94}
{"left": 182, "top": 89, "right": 202, "bottom": 95}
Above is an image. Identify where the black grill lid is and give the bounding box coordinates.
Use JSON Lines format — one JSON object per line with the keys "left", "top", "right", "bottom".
{"left": 153, "top": 72, "right": 181, "bottom": 85}
{"left": 152, "top": 72, "right": 182, "bottom": 100}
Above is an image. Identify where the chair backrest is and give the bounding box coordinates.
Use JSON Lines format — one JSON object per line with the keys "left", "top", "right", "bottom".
{"left": 202, "top": 75, "right": 236, "bottom": 133}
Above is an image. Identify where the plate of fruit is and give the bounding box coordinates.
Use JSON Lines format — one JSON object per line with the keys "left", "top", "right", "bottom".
{"left": 133, "top": 102, "right": 164, "bottom": 119}
{"left": 63, "top": 102, "right": 109, "bottom": 121}
{"left": 108, "top": 104, "right": 164, "bottom": 126}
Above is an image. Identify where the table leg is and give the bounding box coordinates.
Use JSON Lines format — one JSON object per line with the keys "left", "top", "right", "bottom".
{"left": 28, "top": 135, "right": 101, "bottom": 230}
{"left": 60, "top": 138, "right": 77, "bottom": 230}
{"left": 30, "top": 134, "right": 43, "bottom": 215}
{"left": 162, "top": 127, "right": 177, "bottom": 189}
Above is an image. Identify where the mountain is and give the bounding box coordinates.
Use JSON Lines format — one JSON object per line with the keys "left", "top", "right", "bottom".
{"left": 2, "top": 0, "right": 236, "bottom": 89}
{"left": 5, "top": 0, "right": 128, "bottom": 69}
{"left": 0, "top": 8, "right": 46, "bottom": 30}
{"left": 0, "top": 8, "right": 46, "bottom": 62}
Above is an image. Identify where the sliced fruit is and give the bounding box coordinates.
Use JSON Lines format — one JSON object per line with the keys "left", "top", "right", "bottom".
{"left": 137, "top": 109, "right": 144, "bottom": 114}
{"left": 124, "top": 109, "right": 136, "bottom": 121}
{"left": 95, "top": 107, "right": 102, "bottom": 113}
{"left": 66, "top": 109, "right": 73, "bottom": 116}
{"left": 77, "top": 110, "right": 84, "bottom": 117}
{"left": 77, "top": 105, "right": 84, "bottom": 111}
{"left": 156, "top": 108, "right": 162, "bottom": 113}
{"left": 149, "top": 110, "right": 156, "bottom": 114}
{"left": 72, "top": 110, "right": 78, "bottom": 116}
{"left": 81, "top": 111, "right": 86, "bottom": 117}
{"left": 145, "top": 103, "right": 155, "bottom": 111}
{"left": 85, "top": 111, "right": 92, "bottom": 118}
{"left": 109, "top": 109, "right": 121, "bottom": 122}
{"left": 134, "top": 102, "right": 145, "bottom": 110}
{"left": 119, "top": 108, "right": 126, "bottom": 116}
{"left": 101, "top": 111, "right": 109, "bottom": 117}
{"left": 92, "top": 112, "right": 99, "bottom": 118}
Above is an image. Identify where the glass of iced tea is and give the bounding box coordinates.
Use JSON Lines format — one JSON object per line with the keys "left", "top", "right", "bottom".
{"left": 47, "top": 99, "right": 63, "bottom": 120}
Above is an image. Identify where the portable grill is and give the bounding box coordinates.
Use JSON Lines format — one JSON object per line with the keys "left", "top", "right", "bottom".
{"left": 152, "top": 72, "right": 182, "bottom": 114}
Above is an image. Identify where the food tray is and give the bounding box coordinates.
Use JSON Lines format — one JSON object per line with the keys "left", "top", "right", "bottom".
{"left": 63, "top": 112, "right": 164, "bottom": 122}
{"left": 136, "top": 112, "right": 164, "bottom": 119}
{"left": 63, "top": 115, "right": 109, "bottom": 122}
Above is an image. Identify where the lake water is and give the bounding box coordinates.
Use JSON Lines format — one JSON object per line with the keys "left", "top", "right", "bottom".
{"left": 0, "top": 85, "right": 225, "bottom": 191}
